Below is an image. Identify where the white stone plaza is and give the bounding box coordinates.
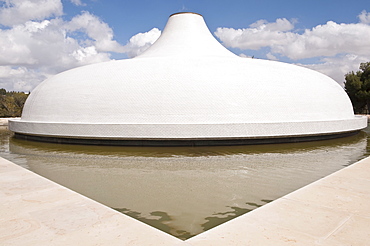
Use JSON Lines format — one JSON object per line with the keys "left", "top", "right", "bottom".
{"left": 1, "top": 153, "right": 370, "bottom": 245}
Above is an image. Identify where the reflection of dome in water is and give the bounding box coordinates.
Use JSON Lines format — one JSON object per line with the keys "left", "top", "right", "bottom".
{"left": 9, "top": 12, "right": 367, "bottom": 146}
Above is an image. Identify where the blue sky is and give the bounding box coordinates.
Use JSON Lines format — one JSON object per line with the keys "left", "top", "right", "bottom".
{"left": 63, "top": 0, "right": 367, "bottom": 46}
{"left": 0, "top": 0, "right": 369, "bottom": 91}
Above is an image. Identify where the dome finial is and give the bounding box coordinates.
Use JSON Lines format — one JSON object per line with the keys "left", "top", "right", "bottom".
{"left": 137, "top": 11, "right": 236, "bottom": 58}
{"left": 170, "top": 12, "right": 202, "bottom": 17}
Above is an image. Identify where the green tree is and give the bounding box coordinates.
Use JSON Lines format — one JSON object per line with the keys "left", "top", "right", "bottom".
{"left": 0, "top": 89, "right": 29, "bottom": 117}
{"left": 344, "top": 62, "right": 370, "bottom": 114}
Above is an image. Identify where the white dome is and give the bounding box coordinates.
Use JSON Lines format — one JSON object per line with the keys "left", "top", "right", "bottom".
{"left": 9, "top": 12, "right": 367, "bottom": 145}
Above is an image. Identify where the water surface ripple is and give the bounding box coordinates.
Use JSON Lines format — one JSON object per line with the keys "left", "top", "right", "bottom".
{"left": 1, "top": 126, "right": 369, "bottom": 239}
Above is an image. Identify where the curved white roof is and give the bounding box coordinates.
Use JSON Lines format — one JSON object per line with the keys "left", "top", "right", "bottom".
{"left": 9, "top": 12, "right": 367, "bottom": 144}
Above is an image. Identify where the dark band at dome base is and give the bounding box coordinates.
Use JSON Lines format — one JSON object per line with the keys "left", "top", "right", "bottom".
{"left": 13, "top": 130, "right": 361, "bottom": 147}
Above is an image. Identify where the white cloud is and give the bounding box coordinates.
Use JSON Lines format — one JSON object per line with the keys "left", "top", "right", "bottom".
{"left": 249, "top": 18, "right": 296, "bottom": 32}
{"left": 0, "top": 4, "right": 163, "bottom": 92}
{"left": 215, "top": 13, "right": 370, "bottom": 84}
{"left": 0, "top": 0, "right": 63, "bottom": 26}
{"left": 65, "top": 11, "right": 125, "bottom": 53}
{"left": 272, "top": 21, "right": 370, "bottom": 60}
{"left": 0, "top": 20, "right": 54, "bottom": 66}
{"left": 266, "top": 52, "right": 278, "bottom": 61}
{"left": 359, "top": 10, "right": 370, "bottom": 24}
{"left": 299, "top": 54, "right": 370, "bottom": 87}
{"left": 0, "top": 10, "right": 127, "bottom": 91}
{"left": 70, "top": 0, "right": 85, "bottom": 6}
{"left": 215, "top": 18, "right": 370, "bottom": 60}
{"left": 215, "top": 18, "right": 296, "bottom": 50}
{"left": 0, "top": 17, "right": 112, "bottom": 71}
{"left": 123, "top": 28, "right": 161, "bottom": 58}
{"left": 0, "top": 66, "right": 46, "bottom": 92}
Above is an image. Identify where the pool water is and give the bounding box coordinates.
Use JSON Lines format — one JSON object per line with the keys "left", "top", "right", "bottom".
{"left": 0, "top": 126, "right": 369, "bottom": 239}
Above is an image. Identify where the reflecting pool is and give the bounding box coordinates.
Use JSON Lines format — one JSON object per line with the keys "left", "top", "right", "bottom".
{"left": 0, "top": 126, "right": 369, "bottom": 239}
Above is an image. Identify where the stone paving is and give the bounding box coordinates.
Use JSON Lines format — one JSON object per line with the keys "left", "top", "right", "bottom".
{"left": 0, "top": 118, "right": 16, "bottom": 126}
{"left": 1, "top": 154, "right": 369, "bottom": 245}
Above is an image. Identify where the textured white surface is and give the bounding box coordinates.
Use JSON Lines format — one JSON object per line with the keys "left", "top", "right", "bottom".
{"left": 9, "top": 117, "right": 367, "bottom": 139}
{"left": 9, "top": 12, "right": 367, "bottom": 140}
